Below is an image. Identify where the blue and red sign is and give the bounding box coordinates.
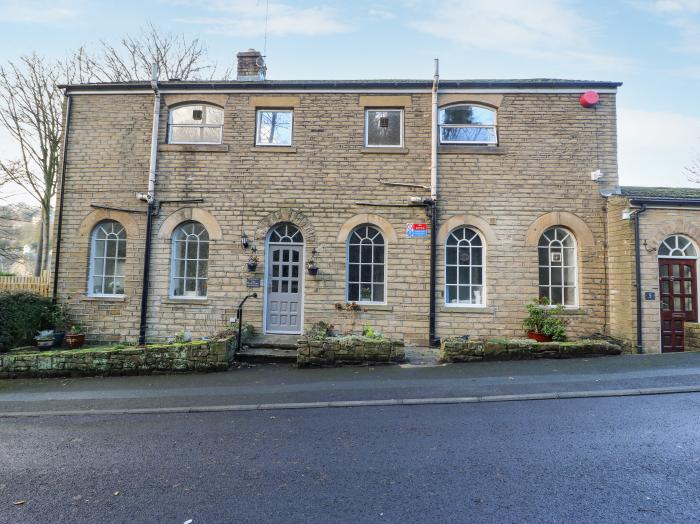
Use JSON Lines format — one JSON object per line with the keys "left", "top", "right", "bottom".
{"left": 406, "top": 223, "right": 428, "bottom": 238}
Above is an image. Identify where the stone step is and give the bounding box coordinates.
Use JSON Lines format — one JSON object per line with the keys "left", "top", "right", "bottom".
{"left": 247, "top": 334, "right": 299, "bottom": 350}
{"left": 236, "top": 346, "right": 297, "bottom": 363}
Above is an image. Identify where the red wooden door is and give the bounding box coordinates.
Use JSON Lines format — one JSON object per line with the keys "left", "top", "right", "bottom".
{"left": 658, "top": 259, "right": 698, "bottom": 352}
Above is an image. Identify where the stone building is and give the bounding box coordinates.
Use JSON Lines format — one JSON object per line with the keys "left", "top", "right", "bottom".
{"left": 50, "top": 49, "right": 698, "bottom": 353}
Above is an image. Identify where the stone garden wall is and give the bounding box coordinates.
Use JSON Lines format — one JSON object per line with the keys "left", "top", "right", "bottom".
{"left": 685, "top": 323, "right": 700, "bottom": 352}
{"left": 297, "top": 337, "right": 405, "bottom": 367}
{"left": 440, "top": 338, "right": 622, "bottom": 363}
{"left": 0, "top": 337, "right": 236, "bottom": 379}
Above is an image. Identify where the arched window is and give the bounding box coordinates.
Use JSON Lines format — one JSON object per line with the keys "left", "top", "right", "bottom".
{"left": 268, "top": 223, "right": 303, "bottom": 243}
{"left": 439, "top": 104, "right": 497, "bottom": 145}
{"left": 88, "top": 220, "right": 126, "bottom": 296}
{"left": 538, "top": 227, "right": 577, "bottom": 306}
{"left": 171, "top": 221, "right": 209, "bottom": 298}
{"left": 347, "top": 225, "right": 385, "bottom": 303}
{"left": 168, "top": 104, "right": 224, "bottom": 144}
{"left": 445, "top": 227, "right": 484, "bottom": 306}
{"left": 658, "top": 235, "right": 698, "bottom": 258}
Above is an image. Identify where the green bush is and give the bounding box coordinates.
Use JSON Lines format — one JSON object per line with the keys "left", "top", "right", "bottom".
{"left": 522, "top": 297, "right": 568, "bottom": 341}
{"left": 0, "top": 292, "right": 55, "bottom": 351}
{"left": 305, "top": 321, "right": 334, "bottom": 341}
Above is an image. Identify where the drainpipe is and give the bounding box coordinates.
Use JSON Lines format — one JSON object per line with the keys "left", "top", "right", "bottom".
{"left": 428, "top": 59, "right": 440, "bottom": 346}
{"left": 633, "top": 204, "right": 647, "bottom": 354}
{"left": 138, "top": 64, "right": 161, "bottom": 345}
{"left": 52, "top": 94, "right": 72, "bottom": 303}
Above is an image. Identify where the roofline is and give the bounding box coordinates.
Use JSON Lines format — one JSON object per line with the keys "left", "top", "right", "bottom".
{"left": 629, "top": 197, "right": 700, "bottom": 207}
{"left": 59, "top": 79, "right": 623, "bottom": 94}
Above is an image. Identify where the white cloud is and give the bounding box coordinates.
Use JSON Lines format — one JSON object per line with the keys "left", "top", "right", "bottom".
{"left": 368, "top": 8, "right": 396, "bottom": 20}
{"left": 0, "top": 0, "right": 79, "bottom": 24}
{"left": 172, "top": 1, "right": 350, "bottom": 37}
{"left": 618, "top": 106, "right": 700, "bottom": 186}
{"left": 410, "top": 0, "right": 632, "bottom": 70}
{"left": 637, "top": 0, "right": 700, "bottom": 53}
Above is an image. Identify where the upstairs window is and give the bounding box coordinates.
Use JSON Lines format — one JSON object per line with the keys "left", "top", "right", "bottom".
{"left": 256, "top": 109, "right": 293, "bottom": 146}
{"left": 168, "top": 104, "right": 224, "bottom": 144}
{"left": 439, "top": 104, "right": 497, "bottom": 145}
{"left": 365, "top": 109, "right": 403, "bottom": 147}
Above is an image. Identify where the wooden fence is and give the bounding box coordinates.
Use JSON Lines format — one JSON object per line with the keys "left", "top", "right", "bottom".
{"left": 0, "top": 271, "right": 51, "bottom": 297}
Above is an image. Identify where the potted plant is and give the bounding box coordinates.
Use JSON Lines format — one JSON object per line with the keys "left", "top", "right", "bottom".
{"left": 65, "top": 325, "right": 86, "bottom": 349}
{"left": 34, "top": 330, "right": 55, "bottom": 350}
{"left": 522, "top": 297, "right": 568, "bottom": 342}
{"left": 307, "top": 259, "right": 319, "bottom": 276}
{"left": 247, "top": 254, "right": 259, "bottom": 272}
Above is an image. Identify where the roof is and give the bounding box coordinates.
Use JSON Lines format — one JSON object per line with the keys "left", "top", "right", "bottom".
{"left": 620, "top": 186, "right": 700, "bottom": 200}
{"left": 59, "top": 78, "right": 623, "bottom": 92}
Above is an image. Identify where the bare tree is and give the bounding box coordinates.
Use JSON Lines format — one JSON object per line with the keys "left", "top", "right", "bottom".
{"left": 69, "top": 23, "right": 230, "bottom": 82}
{"left": 0, "top": 54, "right": 63, "bottom": 276}
{"left": 686, "top": 152, "right": 700, "bottom": 184}
{"left": 0, "top": 27, "right": 227, "bottom": 276}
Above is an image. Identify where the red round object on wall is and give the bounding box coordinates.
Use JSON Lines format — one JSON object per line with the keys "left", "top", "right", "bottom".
{"left": 579, "top": 90, "right": 600, "bottom": 108}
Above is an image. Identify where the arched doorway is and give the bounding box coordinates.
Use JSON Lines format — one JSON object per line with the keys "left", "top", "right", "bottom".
{"left": 658, "top": 234, "right": 698, "bottom": 352}
{"left": 264, "top": 223, "right": 304, "bottom": 334}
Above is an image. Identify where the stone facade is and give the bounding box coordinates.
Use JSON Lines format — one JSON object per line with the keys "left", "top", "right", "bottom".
{"left": 297, "top": 336, "right": 406, "bottom": 367}
{"left": 606, "top": 194, "right": 700, "bottom": 353}
{"left": 53, "top": 73, "right": 623, "bottom": 347}
{"left": 0, "top": 337, "right": 235, "bottom": 379}
{"left": 439, "top": 337, "right": 622, "bottom": 362}
{"left": 686, "top": 323, "right": 700, "bottom": 352}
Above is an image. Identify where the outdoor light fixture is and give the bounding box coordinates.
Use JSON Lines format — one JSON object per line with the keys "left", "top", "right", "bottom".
{"left": 241, "top": 232, "right": 249, "bottom": 249}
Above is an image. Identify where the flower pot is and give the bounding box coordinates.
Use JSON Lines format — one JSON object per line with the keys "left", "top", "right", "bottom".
{"left": 65, "top": 333, "right": 85, "bottom": 349}
{"left": 527, "top": 331, "right": 552, "bottom": 343}
{"left": 247, "top": 262, "right": 257, "bottom": 272}
{"left": 53, "top": 331, "right": 65, "bottom": 348}
{"left": 35, "top": 339, "right": 54, "bottom": 350}
{"left": 307, "top": 265, "right": 319, "bottom": 276}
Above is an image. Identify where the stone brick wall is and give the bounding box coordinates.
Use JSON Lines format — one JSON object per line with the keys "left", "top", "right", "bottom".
{"left": 0, "top": 337, "right": 235, "bottom": 379}
{"left": 53, "top": 88, "right": 619, "bottom": 345}
{"left": 297, "top": 336, "right": 406, "bottom": 367}
{"left": 686, "top": 323, "right": 700, "bottom": 351}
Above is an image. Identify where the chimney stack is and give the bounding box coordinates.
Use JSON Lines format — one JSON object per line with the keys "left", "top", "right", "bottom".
{"left": 237, "top": 49, "right": 266, "bottom": 81}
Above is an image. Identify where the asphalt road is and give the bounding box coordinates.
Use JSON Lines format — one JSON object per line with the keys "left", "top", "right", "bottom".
{"left": 2, "top": 393, "right": 700, "bottom": 523}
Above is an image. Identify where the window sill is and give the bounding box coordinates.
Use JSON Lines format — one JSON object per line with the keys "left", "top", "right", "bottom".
{"left": 160, "top": 144, "right": 229, "bottom": 153}
{"left": 82, "top": 295, "right": 127, "bottom": 302}
{"left": 250, "top": 146, "right": 297, "bottom": 153}
{"left": 553, "top": 308, "right": 587, "bottom": 316}
{"left": 361, "top": 147, "right": 409, "bottom": 154}
{"left": 357, "top": 304, "right": 393, "bottom": 312}
{"left": 162, "top": 298, "right": 209, "bottom": 305}
{"left": 440, "top": 306, "right": 494, "bottom": 314}
{"left": 438, "top": 145, "right": 505, "bottom": 155}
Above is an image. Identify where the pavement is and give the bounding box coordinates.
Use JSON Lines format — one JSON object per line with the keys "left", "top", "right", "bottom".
{"left": 1, "top": 352, "right": 700, "bottom": 415}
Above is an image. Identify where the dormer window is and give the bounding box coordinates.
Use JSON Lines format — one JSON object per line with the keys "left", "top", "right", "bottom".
{"left": 168, "top": 104, "right": 224, "bottom": 144}
{"left": 439, "top": 104, "right": 497, "bottom": 145}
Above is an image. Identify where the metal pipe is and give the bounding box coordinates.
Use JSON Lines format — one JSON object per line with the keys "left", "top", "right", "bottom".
{"left": 633, "top": 204, "right": 647, "bottom": 354}
{"left": 430, "top": 58, "right": 439, "bottom": 202}
{"left": 138, "top": 65, "right": 160, "bottom": 346}
{"left": 236, "top": 293, "right": 258, "bottom": 354}
{"left": 428, "top": 200, "right": 438, "bottom": 346}
{"left": 52, "top": 94, "right": 72, "bottom": 303}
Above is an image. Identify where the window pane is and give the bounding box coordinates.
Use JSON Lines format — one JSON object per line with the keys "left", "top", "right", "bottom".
{"left": 472, "top": 287, "right": 483, "bottom": 305}
{"left": 361, "top": 264, "right": 372, "bottom": 282}
{"left": 446, "top": 266, "right": 457, "bottom": 285}
{"left": 373, "top": 284, "right": 384, "bottom": 302}
{"left": 373, "top": 265, "right": 384, "bottom": 282}
{"left": 349, "top": 264, "right": 359, "bottom": 282}
{"left": 471, "top": 247, "right": 483, "bottom": 266}
{"left": 170, "top": 126, "right": 200, "bottom": 143}
{"left": 114, "top": 278, "right": 125, "bottom": 295}
{"left": 360, "top": 285, "right": 372, "bottom": 301}
{"left": 257, "top": 110, "right": 293, "bottom": 145}
{"left": 349, "top": 245, "right": 359, "bottom": 263}
{"left": 348, "top": 284, "right": 359, "bottom": 301}
{"left": 539, "top": 267, "right": 549, "bottom": 285}
{"left": 440, "top": 126, "right": 496, "bottom": 143}
{"left": 172, "top": 279, "right": 184, "bottom": 297}
{"left": 471, "top": 267, "right": 483, "bottom": 286}
{"left": 373, "top": 245, "right": 385, "bottom": 263}
{"left": 201, "top": 127, "right": 222, "bottom": 143}
{"left": 366, "top": 110, "right": 402, "bottom": 147}
{"left": 198, "top": 280, "right": 208, "bottom": 297}
{"left": 439, "top": 105, "right": 495, "bottom": 125}
{"left": 551, "top": 287, "right": 563, "bottom": 305}
{"left": 446, "top": 247, "right": 457, "bottom": 265}
{"left": 458, "top": 286, "right": 469, "bottom": 302}
{"left": 446, "top": 285, "right": 458, "bottom": 303}
{"left": 93, "top": 258, "right": 104, "bottom": 277}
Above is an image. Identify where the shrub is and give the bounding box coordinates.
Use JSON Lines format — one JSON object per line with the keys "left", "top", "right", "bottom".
{"left": 522, "top": 297, "right": 568, "bottom": 341}
{"left": 0, "top": 292, "right": 55, "bottom": 351}
{"left": 362, "top": 324, "right": 384, "bottom": 340}
{"left": 305, "top": 321, "right": 334, "bottom": 341}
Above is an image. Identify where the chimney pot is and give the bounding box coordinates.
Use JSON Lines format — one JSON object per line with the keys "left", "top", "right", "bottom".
{"left": 237, "top": 49, "right": 266, "bottom": 81}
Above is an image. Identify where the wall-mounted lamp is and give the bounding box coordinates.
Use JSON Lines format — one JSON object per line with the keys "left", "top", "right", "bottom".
{"left": 241, "top": 232, "right": 250, "bottom": 249}
{"left": 642, "top": 240, "right": 657, "bottom": 253}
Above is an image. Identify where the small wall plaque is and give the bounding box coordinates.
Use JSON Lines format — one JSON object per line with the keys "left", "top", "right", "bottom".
{"left": 246, "top": 277, "right": 261, "bottom": 288}
{"left": 644, "top": 291, "right": 655, "bottom": 300}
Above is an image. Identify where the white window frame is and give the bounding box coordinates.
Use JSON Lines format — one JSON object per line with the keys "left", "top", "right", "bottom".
{"left": 657, "top": 235, "right": 698, "bottom": 259}
{"left": 169, "top": 221, "right": 210, "bottom": 300}
{"left": 364, "top": 108, "right": 404, "bottom": 148}
{"left": 439, "top": 104, "right": 497, "bottom": 145}
{"left": 444, "top": 226, "right": 485, "bottom": 308}
{"left": 346, "top": 225, "right": 387, "bottom": 305}
{"left": 87, "top": 220, "right": 126, "bottom": 297}
{"left": 167, "top": 104, "right": 224, "bottom": 145}
{"left": 255, "top": 109, "right": 294, "bottom": 146}
{"left": 538, "top": 227, "right": 578, "bottom": 308}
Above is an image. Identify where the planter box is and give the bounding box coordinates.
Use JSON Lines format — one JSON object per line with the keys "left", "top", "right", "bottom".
{"left": 297, "top": 336, "right": 405, "bottom": 367}
{"left": 440, "top": 337, "right": 622, "bottom": 363}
